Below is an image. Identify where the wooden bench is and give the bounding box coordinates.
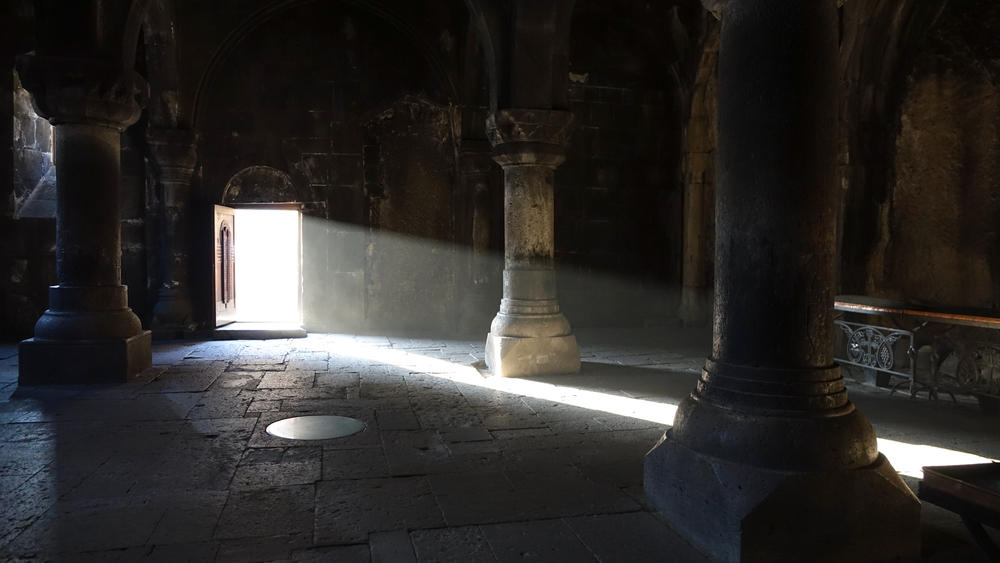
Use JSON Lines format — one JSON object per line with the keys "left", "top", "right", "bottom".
{"left": 919, "top": 463, "right": 1000, "bottom": 560}
{"left": 834, "top": 295, "right": 1000, "bottom": 409}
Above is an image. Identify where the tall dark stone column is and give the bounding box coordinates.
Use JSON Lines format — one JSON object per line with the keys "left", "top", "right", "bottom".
{"left": 643, "top": 1, "right": 920, "bottom": 561}
{"left": 15, "top": 55, "right": 151, "bottom": 384}
{"left": 147, "top": 128, "right": 197, "bottom": 335}
{"left": 485, "top": 109, "right": 580, "bottom": 377}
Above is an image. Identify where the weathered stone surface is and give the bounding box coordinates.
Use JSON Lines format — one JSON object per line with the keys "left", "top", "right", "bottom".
{"left": 369, "top": 530, "right": 417, "bottom": 563}
{"left": 410, "top": 526, "right": 495, "bottom": 563}
{"left": 19, "top": 331, "right": 151, "bottom": 384}
{"left": 486, "top": 333, "right": 580, "bottom": 378}
{"left": 646, "top": 1, "right": 920, "bottom": 560}
{"left": 314, "top": 477, "right": 444, "bottom": 544}
{"left": 480, "top": 519, "right": 597, "bottom": 563}
{"left": 485, "top": 109, "right": 580, "bottom": 378}
{"left": 0, "top": 331, "right": 993, "bottom": 560}
{"left": 646, "top": 440, "right": 917, "bottom": 562}
{"left": 231, "top": 447, "right": 321, "bottom": 490}
{"left": 886, "top": 44, "right": 1000, "bottom": 308}
{"left": 214, "top": 484, "right": 316, "bottom": 540}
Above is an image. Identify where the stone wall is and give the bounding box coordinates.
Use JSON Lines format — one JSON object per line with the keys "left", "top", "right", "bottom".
{"left": 11, "top": 71, "right": 52, "bottom": 214}
{"left": 558, "top": 80, "right": 680, "bottom": 326}
{"left": 1, "top": 68, "right": 56, "bottom": 340}
{"left": 677, "top": 1, "right": 999, "bottom": 314}
{"left": 195, "top": 2, "right": 464, "bottom": 334}
{"left": 556, "top": 1, "right": 699, "bottom": 328}
{"left": 878, "top": 1, "right": 1000, "bottom": 308}
{"left": 837, "top": 0, "right": 950, "bottom": 294}
{"left": 364, "top": 97, "right": 460, "bottom": 333}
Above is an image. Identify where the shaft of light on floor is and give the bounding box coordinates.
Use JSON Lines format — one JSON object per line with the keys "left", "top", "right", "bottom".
{"left": 324, "top": 338, "right": 996, "bottom": 480}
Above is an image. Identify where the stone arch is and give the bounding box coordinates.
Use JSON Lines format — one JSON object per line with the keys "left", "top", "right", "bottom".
{"left": 460, "top": 0, "right": 500, "bottom": 112}
{"left": 222, "top": 165, "right": 302, "bottom": 204}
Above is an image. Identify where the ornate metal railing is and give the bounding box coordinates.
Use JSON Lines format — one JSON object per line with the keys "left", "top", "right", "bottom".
{"left": 834, "top": 320, "right": 917, "bottom": 395}
{"left": 942, "top": 341, "right": 1000, "bottom": 397}
{"left": 834, "top": 296, "right": 1000, "bottom": 409}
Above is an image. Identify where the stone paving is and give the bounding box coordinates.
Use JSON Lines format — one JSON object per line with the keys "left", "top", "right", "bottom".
{"left": 0, "top": 327, "right": 997, "bottom": 561}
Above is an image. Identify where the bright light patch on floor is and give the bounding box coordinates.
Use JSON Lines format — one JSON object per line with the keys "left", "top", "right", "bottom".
{"left": 324, "top": 339, "right": 678, "bottom": 425}
{"left": 234, "top": 208, "right": 301, "bottom": 323}
{"left": 876, "top": 438, "right": 994, "bottom": 479}
{"left": 325, "top": 337, "right": 997, "bottom": 480}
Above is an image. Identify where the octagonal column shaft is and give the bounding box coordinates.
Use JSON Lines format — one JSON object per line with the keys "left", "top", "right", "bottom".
{"left": 148, "top": 128, "right": 197, "bottom": 334}
{"left": 485, "top": 109, "right": 580, "bottom": 377}
{"left": 643, "top": 1, "right": 920, "bottom": 561}
{"left": 16, "top": 55, "right": 151, "bottom": 384}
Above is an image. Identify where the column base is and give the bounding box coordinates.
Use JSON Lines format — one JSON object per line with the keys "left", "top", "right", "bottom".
{"left": 18, "top": 331, "right": 152, "bottom": 385}
{"left": 151, "top": 287, "right": 196, "bottom": 336}
{"left": 644, "top": 432, "right": 921, "bottom": 563}
{"left": 485, "top": 332, "right": 580, "bottom": 377}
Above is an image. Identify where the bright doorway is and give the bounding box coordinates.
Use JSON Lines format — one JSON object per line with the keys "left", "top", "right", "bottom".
{"left": 214, "top": 205, "right": 302, "bottom": 326}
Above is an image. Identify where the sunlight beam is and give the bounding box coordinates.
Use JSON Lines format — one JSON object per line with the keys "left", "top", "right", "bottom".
{"left": 324, "top": 338, "right": 996, "bottom": 479}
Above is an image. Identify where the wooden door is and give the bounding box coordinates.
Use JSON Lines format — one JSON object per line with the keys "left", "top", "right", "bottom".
{"left": 215, "top": 205, "right": 237, "bottom": 326}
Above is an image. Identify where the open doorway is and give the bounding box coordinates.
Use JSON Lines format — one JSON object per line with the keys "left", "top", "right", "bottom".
{"left": 214, "top": 204, "right": 303, "bottom": 328}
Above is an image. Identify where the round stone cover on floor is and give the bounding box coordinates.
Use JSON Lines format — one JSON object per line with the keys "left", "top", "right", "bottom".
{"left": 265, "top": 415, "right": 366, "bottom": 440}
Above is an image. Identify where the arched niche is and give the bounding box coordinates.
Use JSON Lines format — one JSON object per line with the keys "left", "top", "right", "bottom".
{"left": 222, "top": 165, "right": 302, "bottom": 204}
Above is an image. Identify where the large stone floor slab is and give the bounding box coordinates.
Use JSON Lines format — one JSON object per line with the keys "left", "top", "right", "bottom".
{"left": 0, "top": 327, "right": 996, "bottom": 561}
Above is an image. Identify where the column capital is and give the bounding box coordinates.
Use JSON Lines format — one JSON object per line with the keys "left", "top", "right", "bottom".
{"left": 486, "top": 109, "right": 574, "bottom": 167}
{"left": 15, "top": 54, "right": 147, "bottom": 131}
{"left": 146, "top": 128, "right": 198, "bottom": 184}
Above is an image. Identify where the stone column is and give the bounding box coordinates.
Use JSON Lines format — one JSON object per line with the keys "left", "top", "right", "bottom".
{"left": 458, "top": 141, "right": 500, "bottom": 335}
{"left": 16, "top": 55, "right": 151, "bottom": 384}
{"left": 643, "top": 2, "right": 920, "bottom": 561}
{"left": 485, "top": 109, "right": 580, "bottom": 377}
{"left": 147, "top": 128, "right": 197, "bottom": 334}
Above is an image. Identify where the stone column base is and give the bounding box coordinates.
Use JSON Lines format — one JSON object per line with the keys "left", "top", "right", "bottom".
{"left": 644, "top": 432, "right": 920, "bottom": 563}
{"left": 486, "top": 332, "right": 580, "bottom": 377}
{"left": 18, "top": 331, "right": 152, "bottom": 385}
{"left": 152, "top": 288, "right": 195, "bottom": 337}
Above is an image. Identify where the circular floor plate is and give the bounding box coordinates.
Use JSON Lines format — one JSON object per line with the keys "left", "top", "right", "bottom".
{"left": 265, "top": 415, "right": 366, "bottom": 440}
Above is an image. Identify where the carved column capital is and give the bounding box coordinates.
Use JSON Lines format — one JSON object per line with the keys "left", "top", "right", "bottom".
{"left": 146, "top": 128, "right": 198, "bottom": 184}
{"left": 15, "top": 54, "right": 147, "bottom": 131}
{"left": 486, "top": 109, "right": 574, "bottom": 167}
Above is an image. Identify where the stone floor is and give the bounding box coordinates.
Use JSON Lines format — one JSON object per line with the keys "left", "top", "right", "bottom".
{"left": 0, "top": 326, "right": 997, "bottom": 562}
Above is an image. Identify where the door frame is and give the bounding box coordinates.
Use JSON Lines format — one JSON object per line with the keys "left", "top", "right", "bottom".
{"left": 209, "top": 202, "right": 304, "bottom": 328}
